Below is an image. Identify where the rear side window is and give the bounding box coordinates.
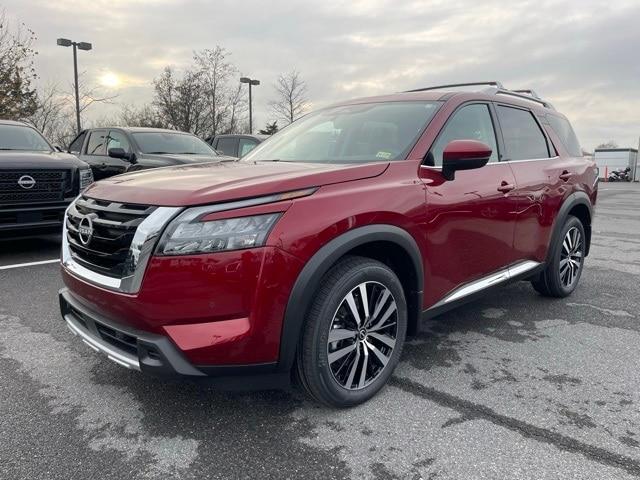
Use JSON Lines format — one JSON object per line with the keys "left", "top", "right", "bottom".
{"left": 238, "top": 138, "right": 258, "bottom": 157}
{"left": 86, "top": 130, "right": 107, "bottom": 156}
{"left": 497, "top": 106, "right": 549, "bottom": 160}
{"left": 547, "top": 115, "right": 582, "bottom": 157}
{"left": 68, "top": 131, "right": 86, "bottom": 153}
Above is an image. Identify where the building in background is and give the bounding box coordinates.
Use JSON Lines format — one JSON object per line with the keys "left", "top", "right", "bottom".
{"left": 594, "top": 147, "right": 639, "bottom": 181}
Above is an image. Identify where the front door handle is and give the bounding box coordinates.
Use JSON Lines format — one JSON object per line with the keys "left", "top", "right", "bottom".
{"left": 497, "top": 181, "right": 515, "bottom": 193}
{"left": 559, "top": 170, "right": 572, "bottom": 181}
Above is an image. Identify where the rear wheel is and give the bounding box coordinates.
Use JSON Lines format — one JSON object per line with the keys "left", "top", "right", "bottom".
{"left": 296, "top": 256, "right": 407, "bottom": 407}
{"left": 532, "top": 215, "right": 585, "bottom": 297}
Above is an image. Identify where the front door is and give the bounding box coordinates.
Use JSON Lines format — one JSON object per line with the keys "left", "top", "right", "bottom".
{"left": 419, "top": 103, "right": 520, "bottom": 306}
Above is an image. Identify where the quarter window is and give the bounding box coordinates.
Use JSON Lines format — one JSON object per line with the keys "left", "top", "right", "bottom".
{"left": 86, "top": 130, "right": 107, "bottom": 156}
{"left": 547, "top": 114, "right": 582, "bottom": 157}
{"left": 429, "top": 104, "right": 498, "bottom": 166}
{"left": 497, "top": 106, "right": 549, "bottom": 160}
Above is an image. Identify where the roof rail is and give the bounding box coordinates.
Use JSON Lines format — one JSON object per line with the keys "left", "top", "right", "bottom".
{"left": 512, "top": 89, "right": 541, "bottom": 99}
{"left": 404, "top": 81, "right": 555, "bottom": 110}
{"left": 494, "top": 89, "right": 554, "bottom": 109}
{"left": 405, "top": 81, "right": 505, "bottom": 93}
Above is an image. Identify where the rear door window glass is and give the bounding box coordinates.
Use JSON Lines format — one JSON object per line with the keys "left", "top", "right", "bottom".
{"left": 216, "top": 137, "right": 237, "bottom": 156}
{"left": 497, "top": 106, "right": 549, "bottom": 160}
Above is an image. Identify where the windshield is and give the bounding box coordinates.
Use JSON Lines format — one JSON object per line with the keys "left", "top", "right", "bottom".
{"left": 243, "top": 101, "right": 441, "bottom": 164}
{"left": 0, "top": 124, "right": 52, "bottom": 152}
{"left": 132, "top": 132, "right": 218, "bottom": 155}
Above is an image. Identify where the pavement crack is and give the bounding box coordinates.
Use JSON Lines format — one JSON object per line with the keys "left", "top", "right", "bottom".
{"left": 390, "top": 376, "right": 640, "bottom": 478}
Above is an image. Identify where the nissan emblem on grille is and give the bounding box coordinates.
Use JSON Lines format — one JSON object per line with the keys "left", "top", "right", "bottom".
{"left": 17, "top": 175, "right": 36, "bottom": 190}
{"left": 78, "top": 215, "right": 95, "bottom": 246}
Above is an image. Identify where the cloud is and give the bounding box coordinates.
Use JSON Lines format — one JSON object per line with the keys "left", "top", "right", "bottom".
{"left": 3, "top": 0, "right": 638, "bottom": 149}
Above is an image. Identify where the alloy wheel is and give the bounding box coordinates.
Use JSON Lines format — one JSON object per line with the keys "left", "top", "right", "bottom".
{"left": 327, "top": 281, "right": 398, "bottom": 390}
{"left": 560, "top": 226, "right": 583, "bottom": 288}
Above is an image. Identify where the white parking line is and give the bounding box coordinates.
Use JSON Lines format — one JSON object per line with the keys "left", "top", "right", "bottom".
{"left": 0, "top": 259, "right": 59, "bottom": 270}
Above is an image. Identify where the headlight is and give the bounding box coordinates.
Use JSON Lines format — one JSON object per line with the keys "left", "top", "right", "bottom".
{"left": 157, "top": 210, "right": 281, "bottom": 256}
{"left": 79, "top": 169, "right": 94, "bottom": 190}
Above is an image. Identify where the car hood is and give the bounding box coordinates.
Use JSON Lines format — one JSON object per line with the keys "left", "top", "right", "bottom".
{"left": 84, "top": 160, "right": 389, "bottom": 206}
{"left": 0, "top": 150, "right": 88, "bottom": 169}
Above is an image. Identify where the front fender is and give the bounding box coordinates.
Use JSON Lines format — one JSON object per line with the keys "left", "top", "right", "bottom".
{"left": 277, "top": 224, "right": 423, "bottom": 372}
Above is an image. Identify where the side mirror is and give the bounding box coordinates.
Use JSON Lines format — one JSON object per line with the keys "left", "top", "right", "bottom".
{"left": 442, "top": 140, "right": 492, "bottom": 181}
{"left": 108, "top": 147, "right": 130, "bottom": 161}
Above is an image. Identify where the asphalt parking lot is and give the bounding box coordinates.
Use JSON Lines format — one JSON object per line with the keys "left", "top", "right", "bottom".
{"left": 1, "top": 182, "right": 639, "bottom": 480}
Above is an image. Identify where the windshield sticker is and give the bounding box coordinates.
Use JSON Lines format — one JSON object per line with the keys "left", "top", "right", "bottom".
{"left": 376, "top": 151, "right": 393, "bottom": 159}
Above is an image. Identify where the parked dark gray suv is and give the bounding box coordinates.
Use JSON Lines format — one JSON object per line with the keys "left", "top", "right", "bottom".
{"left": 68, "top": 127, "right": 235, "bottom": 180}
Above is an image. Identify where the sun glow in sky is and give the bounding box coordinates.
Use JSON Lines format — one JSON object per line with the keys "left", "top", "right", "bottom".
{"left": 99, "top": 72, "right": 121, "bottom": 88}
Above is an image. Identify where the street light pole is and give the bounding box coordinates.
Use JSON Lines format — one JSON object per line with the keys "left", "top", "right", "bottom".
{"left": 72, "top": 43, "right": 80, "bottom": 134}
{"left": 240, "top": 77, "right": 260, "bottom": 134}
{"left": 57, "top": 38, "right": 92, "bottom": 134}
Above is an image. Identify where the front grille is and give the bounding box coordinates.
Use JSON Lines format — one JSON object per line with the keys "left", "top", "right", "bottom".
{"left": 66, "top": 197, "right": 156, "bottom": 278}
{"left": 0, "top": 170, "right": 71, "bottom": 204}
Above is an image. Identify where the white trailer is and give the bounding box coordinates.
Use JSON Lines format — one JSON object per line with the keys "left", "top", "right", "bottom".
{"left": 594, "top": 148, "right": 639, "bottom": 181}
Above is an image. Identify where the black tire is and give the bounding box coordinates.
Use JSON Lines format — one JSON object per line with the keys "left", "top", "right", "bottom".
{"left": 532, "top": 215, "right": 586, "bottom": 298}
{"left": 295, "top": 256, "right": 407, "bottom": 407}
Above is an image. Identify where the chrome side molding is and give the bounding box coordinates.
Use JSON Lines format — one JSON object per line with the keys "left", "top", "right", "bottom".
{"left": 438, "top": 260, "right": 541, "bottom": 306}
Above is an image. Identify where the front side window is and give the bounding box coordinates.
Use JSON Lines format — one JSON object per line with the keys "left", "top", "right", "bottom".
{"left": 428, "top": 104, "right": 498, "bottom": 166}
{"left": 243, "top": 101, "right": 442, "bottom": 164}
{"left": 86, "top": 130, "right": 107, "bottom": 156}
{"left": 106, "top": 130, "right": 131, "bottom": 153}
{"left": 216, "top": 137, "right": 237, "bottom": 156}
{"left": 0, "top": 125, "right": 52, "bottom": 152}
{"left": 497, "top": 106, "right": 549, "bottom": 160}
{"left": 547, "top": 114, "right": 582, "bottom": 157}
{"left": 132, "top": 132, "right": 217, "bottom": 155}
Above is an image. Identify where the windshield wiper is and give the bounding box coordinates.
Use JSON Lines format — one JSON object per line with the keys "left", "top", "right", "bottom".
{"left": 145, "top": 151, "right": 171, "bottom": 154}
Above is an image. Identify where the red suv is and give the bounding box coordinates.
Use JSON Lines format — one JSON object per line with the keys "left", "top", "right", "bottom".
{"left": 59, "top": 82, "right": 597, "bottom": 407}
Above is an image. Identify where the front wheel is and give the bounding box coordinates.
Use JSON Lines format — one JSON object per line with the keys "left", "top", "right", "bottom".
{"left": 532, "top": 215, "right": 586, "bottom": 297}
{"left": 295, "top": 256, "right": 407, "bottom": 407}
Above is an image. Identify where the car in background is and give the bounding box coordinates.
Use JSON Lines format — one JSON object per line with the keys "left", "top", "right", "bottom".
{"left": 208, "top": 134, "right": 267, "bottom": 158}
{"left": 68, "top": 127, "right": 235, "bottom": 180}
{"left": 0, "top": 120, "right": 93, "bottom": 237}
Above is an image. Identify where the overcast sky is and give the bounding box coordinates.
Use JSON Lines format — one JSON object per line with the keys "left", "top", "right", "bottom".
{"left": 3, "top": 0, "right": 639, "bottom": 151}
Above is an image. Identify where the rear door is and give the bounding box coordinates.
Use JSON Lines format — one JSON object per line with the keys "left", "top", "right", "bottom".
{"left": 420, "top": 102, "right": 520, "bottom": 306}
{"left": 494, "top": 104, "right": 571, "bottom": 263}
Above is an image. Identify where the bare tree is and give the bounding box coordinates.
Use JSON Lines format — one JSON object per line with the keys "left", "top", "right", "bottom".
{"left": 153, "top": 66, "right": 209, "bottom": 135}
{"left": 0, "top": 10, "right": 38, "bottom": 119}
{"left": 270, "top": 70, "right": 309, "bottom": 125}
{"left": 194, "top": 47, "right": 247, "bottom": 136}
{"left": 26, "top": 83, "right": 75, "bottom": 147}
{"left": 119, "top": 104, "right": 168, "bottom": 129}
{"left": 596, "top": 140, "right": 618, "bottom": 149}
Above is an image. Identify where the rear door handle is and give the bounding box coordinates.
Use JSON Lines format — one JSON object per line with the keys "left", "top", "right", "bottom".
{"left": 559, "top": 170, "right": 572, "bottom": 181}
{"left": 497, "top": 182, "right": 515, "bottom": 193}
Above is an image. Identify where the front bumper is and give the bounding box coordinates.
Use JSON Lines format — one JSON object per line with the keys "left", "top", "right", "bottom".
{"left": 60, "top": 288, "right": 205, "bottom": 376}
{"left": 60, "top": 288, "right": 291, "bottom": 389}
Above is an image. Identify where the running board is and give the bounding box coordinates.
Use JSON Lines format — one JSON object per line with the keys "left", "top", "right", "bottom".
{"left": 434, "top": 260, "right": 541, "bottom": 307}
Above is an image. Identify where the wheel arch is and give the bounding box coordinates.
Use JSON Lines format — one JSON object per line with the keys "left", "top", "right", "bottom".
{"left": 277, "top": 224, "right": 424, "bottom": 372}
{"left": 547, "top": 191, "right": 593, "bottom": 262}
